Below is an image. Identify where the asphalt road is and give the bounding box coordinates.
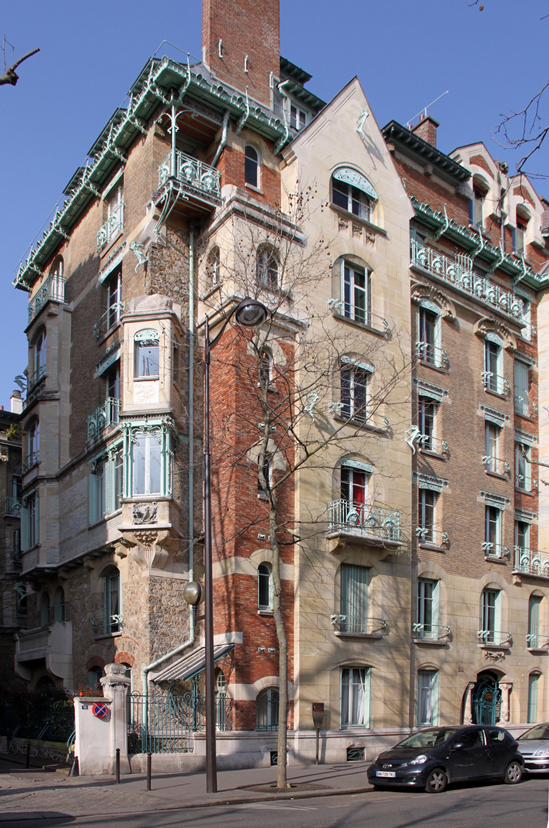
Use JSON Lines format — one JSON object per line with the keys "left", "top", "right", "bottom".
{"left": 1, "top": 776, "right": 547, "bottom": 828}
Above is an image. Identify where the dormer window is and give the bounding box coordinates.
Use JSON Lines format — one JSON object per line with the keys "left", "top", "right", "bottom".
{"left": 290, "top": 105, "right": 307, "bottom": 130}
{"left": 470, "top": 181, "right": 488, "bottom": 228}
{"left": 331, "top": 168, "right": 378, "bottom": 223}
{"left": 514, "top": 210, "right": 529, "bottom": 254}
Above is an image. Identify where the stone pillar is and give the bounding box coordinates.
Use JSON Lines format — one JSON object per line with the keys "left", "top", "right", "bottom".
{"left": 100, "top": 663, "right": 131, "bottom": 775}
{"left": 463, "top": 682, "right": 475, "bottom": 724}
{"left": 499, "top": 683, "right": 512, "bottom": 723}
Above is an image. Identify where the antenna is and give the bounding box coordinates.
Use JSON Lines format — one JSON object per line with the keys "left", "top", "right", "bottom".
{"left": 406, "top": 91, "right": 449, "bottom": 130}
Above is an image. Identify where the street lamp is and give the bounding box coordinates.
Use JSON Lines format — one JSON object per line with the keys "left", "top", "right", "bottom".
{"left": 200, "top": 298, "right": 269, "bottom": 793}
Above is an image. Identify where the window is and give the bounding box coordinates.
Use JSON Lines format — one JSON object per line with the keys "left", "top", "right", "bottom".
{"left": 40, "top": 591, "right": 50, "bottom": 627}
{"left": 256, "top": 688, "right": 279, "bottom": 730}
{"left": 484, "top": 340, "right": 504, "bottom": 394}
{"left": 114, "top": 448, "right": 124, "bottom": 509}
{"left": 340, "top": 564, "right": 369, "bottom": 634}
{"left": 470, "top": 180, "right": 487, "bottom": 228}
{"left": 207, "top": 246, "right": 220, "bottom": 284}
{"left": 172, "top": 340, "right": 180, "bottom": 386}
{"left": 257, "top": 454, "right": 272, "bottom": 497}
{"left": 245, "top": 145, "right": 259, "bottom": 187}
{"left": 417, "top": 670, "right": 439, "bottom": 726}
{"left": 105, "top": 363, "right": 120, "bottom": 426}
{"left": 340, "top": 363, "right": 368, "bottom": 422}
{"left": 520, "top": 297, "right": 533, "bottom": 342}
{"left": 90, "top": 458, "right": 106, "bottom": 524}
{"left": 215, "top": 670, "right": 229, "bottom": 730}
{"left": 514, "top": 211, "right": 529, "bottom": 254}
{"left": 484, "top": 505, "right": 502, "bottom": 557}
{"left": 515, "top": 519, "right": 530, "bottom": 556}
{"left": 32, "top": 329, "right": 47, "bottom": 386}
{"left": 26, "top": 420, "right": 39, "bottom": 468}
{"left": 258, "top": 563, "right": 273, "bottom": 611}
{"left": 290, "top": 104, "right": 307, "bottom": 130}
{"left": 103, "top": 566, "right": 121, "bottom": 633}
{"left": 418, "top": 489, "right": 437, "bottom": 544}
{"left": 342, "top": 261, "right": 369, "bottom": 325}
{"left": 106, "top": 268, "right": 122, "bottom": 330}
{"left": 340, "top": 667, "right": 371, "bottom": 728}
{"left": 132, "top": 432, "right": 161, "bottom": 495}
{"left": 88, "top": 666, "right": 105, "bottom": 691}
{"left": 341, "top": 465, "right": 368, "bottom": 509}
{"left": 134, "top": 329, "right": 160, "bottom": 378}
{"left": 481, "top": 588, "right": 501, "bottom": 643}
{"left": 528, "top": 595, "right": 542, "bottom": 649}
{"left": 107, "top": 183, "right": 124, "bottom": 240}
{"left": 259, "top": 348, "right": 273, "bottom": 387}
{"left": 53, "top": 586, "right": 65, "bottom": 622}
{"left": 416, "top": 579, "right": 439, "bottom": 640}
{"left": 528, "top": 673, "right": 540, "bottom": 722}
{"left": 256, "top": 246, "right": 278, "bottom": 289}
{"left": 418, "top": 399, "right": 437, "bottom": 451}
{"left": 484, "top": 422, "right": 501, "bottom": 474}
{"left": 514, "top": 360, "right": 530, "bottom": 416}
{"left": 332, "top": 178, "right": 372, "bottom": 222}
{"left": 418, "top": 306, "right": 440, "bottom": 366}
{"left": 515, "top": 441, "right": 531, "bottom": 491}
{"left": 23, "top": 491, "right": 39, "bottom": 549}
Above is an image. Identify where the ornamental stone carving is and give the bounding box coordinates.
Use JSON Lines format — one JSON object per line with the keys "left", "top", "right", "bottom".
{"left": 132, "top": 502, "right": 158, "bottom": 525}
{"left": 134, "top": 530, "right": 157, "bottom": 545}
{"left": 411, "top": 283, "right": 456, "bottom": 321}
{"left": 483, "top": 649, "right": 506, "bottom": 662}
{"left": 474, "top": 317, "right": 516, "bottom": 352}
{"left": 130, "top": 544, "right": 169, "bottom": 571}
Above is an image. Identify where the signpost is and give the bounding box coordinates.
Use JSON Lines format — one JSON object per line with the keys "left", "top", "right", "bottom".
{"left": 312, "top": 703, "right": 325, "bottom": 765}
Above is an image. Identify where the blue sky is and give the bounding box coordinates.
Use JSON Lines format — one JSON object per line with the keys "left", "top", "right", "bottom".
{"left": 1, "top": 0, "right": 548, "bottom": 406}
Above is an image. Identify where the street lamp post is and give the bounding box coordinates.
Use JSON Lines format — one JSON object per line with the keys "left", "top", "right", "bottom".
{"left": 202, "top": 298, "right": 269, "bottom": 793}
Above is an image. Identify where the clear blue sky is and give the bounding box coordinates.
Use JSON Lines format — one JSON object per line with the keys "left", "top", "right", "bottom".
{"left": 1, "top": 0, "right": 548, "bottom": 407}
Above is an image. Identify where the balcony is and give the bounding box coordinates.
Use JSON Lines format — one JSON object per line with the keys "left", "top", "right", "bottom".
{"left": 331, "top": 614, "right": 387, "bottom": 637}
{"left": 515, "top": 394, "right": 533, "bottom": 418}
{"left": 410, "top": 238, "right": 525, "bottom": 321}
{"left": 28, "top": 364, "right": 46, "bottom": 391}
{"left": 4, "top": 496, "right": 21, "bottom": 516}
{"left": 27, "top": 273, "right": 65, "bottom": 326}
{"left": 418, "top": 434, "right": 449, "bottom": 456}
{"left": 415, "top": 526, "right": 449, "bottom": 549}
{"left": 477, "top": 629, "right": 512, "bottom": 647}
{"left": 91, "top": 613, "right": 123, "bottom": 637}
{"left": 158, "top": 151, "right": 221, "bottom": 200}
{"left": 482, "top": 541, "right": 510, "bottom": 559}
{"left": 93, "top": 303, "right": 124, "bottom": 340}
{"left": 87, "top": 398, "right": 120, "bottom": 442}
{"left": 483, "top": 456, "right": 511, "bottom": 477}
{"left": 97, "top": 202, "right": 124, "bottom": 252}
{"left": 412, "top": 623, "right": 451, "bottom": 643}
{"left": 514, "top": 547, "right": 549, "bottom": 578}
{"left": 328, "top": 499, "right": 401, "bottom": 546}
{"left": 482, "top": 371, "right": 510, "bottom": 397}
{"left": 526, "top": 633, "right": 549, "bottom": 650}
{"left": 22, "top": 451, "right": 39, "bottom": 473}
{"left": 416, "top": 342, "right": 449, "bottom": 370}
{"left": 15, "top": 621, "right": 72, "bottom": 683}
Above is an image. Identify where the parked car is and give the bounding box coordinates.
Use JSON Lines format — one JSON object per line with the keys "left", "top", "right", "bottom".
{"left": 367, "top": 725, "right": 523, "bottom": 793}
{"left": 517, "top": 724, "right": 549, "bottom": 773}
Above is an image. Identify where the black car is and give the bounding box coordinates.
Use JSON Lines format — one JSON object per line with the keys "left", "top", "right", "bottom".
{"left": 367, "top": 725, "right": 524, "bottom": 793}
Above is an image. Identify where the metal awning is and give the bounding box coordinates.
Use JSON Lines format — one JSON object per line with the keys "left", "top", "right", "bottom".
{"left": 152, "top": 643, "right": 234, "bottom": 683}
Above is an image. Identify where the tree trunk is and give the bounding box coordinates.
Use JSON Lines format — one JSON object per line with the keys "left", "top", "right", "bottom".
{"left": 270, "top": 503, "right": 289, "bottom": 788}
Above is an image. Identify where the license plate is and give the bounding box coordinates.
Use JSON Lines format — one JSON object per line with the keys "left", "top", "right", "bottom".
{"left": 376, "top": 771, "right": 396, "bottom": 778}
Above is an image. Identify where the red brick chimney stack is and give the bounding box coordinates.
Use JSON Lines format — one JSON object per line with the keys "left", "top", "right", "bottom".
{"left": 411, "top": 114, "right": 439, "bottom": 147}
{"left": 202, "top": 0, "right": 280, "bottom": 108}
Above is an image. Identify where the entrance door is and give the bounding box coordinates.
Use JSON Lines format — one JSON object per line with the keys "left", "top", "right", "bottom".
{"left": 472, "top": 673, "right": 502, "bottom": 726}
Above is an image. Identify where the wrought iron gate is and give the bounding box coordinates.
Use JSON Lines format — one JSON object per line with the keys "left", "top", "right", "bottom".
{"left": 472, "top": 675, "right": 502, "bottom": 725}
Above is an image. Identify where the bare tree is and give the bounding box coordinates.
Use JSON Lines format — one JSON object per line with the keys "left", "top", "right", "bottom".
{"left": 0, "top": 41, "right": 39, "bottom": 87}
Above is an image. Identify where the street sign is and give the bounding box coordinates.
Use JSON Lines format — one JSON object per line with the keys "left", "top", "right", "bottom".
{"left": 91, "top": 703, "right": 108, "bottom": 718}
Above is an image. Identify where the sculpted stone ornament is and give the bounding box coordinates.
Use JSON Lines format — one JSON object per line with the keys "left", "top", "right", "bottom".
{"left": 130, "top": 544, "right": 169, "bottom": 571}
{"left": 132, "top": 502, "right": 158, "bottom": 525}
{"left": 134, "top": 530, "right": 157, "bottom": 545}
{"left": 483, "top": 649, "right": 506, "bottom": 662}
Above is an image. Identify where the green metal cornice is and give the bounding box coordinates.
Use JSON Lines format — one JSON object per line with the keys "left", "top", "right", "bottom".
{"left": 383, "top": 120, "right": 471, "bottom": 184}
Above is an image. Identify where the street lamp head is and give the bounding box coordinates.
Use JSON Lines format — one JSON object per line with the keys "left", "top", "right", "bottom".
{"left": 183, "top": 581, "right": 204, "bottom": 606}
{"left": 235, "top": 299, "right": 269, "bottom": 328}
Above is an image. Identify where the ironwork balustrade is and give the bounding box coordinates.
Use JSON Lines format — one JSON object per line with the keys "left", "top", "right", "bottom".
{"left": 28, "top": 364, "right": 46, "bottom": 390}
{"left": 418, "top": 434, "right": 449, "bottom": 455}
{"left": 97, "top": 202, "right": 124, "bottom": 251}
{"left": 22, "top": 451, "right": 39, "bottom": 473}
{"left": 93, "top": 303, "right": 124, "bottom": 340}
{"left": 87, "top": 398, "right": 121, "bottom": 441}
{"left": 514, "top": 546, "right": 549, "bottom": 577}
{"left": 28, "top": 273, "right": 65, "bottom": 325}
{"left": 415, "top": 526, "right": 450, "bottom": 547}
{"left": 482, "top": 455, "right": 511, "bottom": 476}
{"left": 331, "top": 614, "right": 387, "bottom": 635}
{"left": 328, "top": 499, "right": 401, "bottom": 542}
{"left": 515, "top": 473, "right": 532, "bottom": 491}
{"left": 482, "top": 371, "right": 510, "bottom": 396}
{"left": 515, "top": 394, "right": 531, "bottom": 417}
{"left": 412, "top": 622, "right": 451, "bottom": 641}
{"left": 158, "top": 151, "right": 222, "bottom": 198}
{"left": 91, "top": 613, "right": 123, "bottom": 636}
{"left": 4, "top": 496, "right": 22, "bottom": 516}
{"left": 410, "top": 238, "right": 525, "bottom": 320}
{"left": 526, "top": 632, "right": 549, "bottom": 649}
{"left": 482, "top": 541, "right": 510, "bottom": 559}
{"left": 477, "top": 629, "right": 512, "bottom": 646}
{"left": 416, "top": 341, "right": 449, "bottom": 369}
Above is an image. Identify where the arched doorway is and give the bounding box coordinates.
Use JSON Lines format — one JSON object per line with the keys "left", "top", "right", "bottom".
{"left": 471, "top": 671, "right": 502, "bottom": 725}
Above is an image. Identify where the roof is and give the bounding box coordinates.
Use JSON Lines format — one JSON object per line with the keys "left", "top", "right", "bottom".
{"left": 280, "top": 56, "right": 312, "bottom": 85}
{"left": 152, "top": 643, "right": 235, "bottom": 683}
{"left": 382, "top": 120, "right": 471, "bottom": 184}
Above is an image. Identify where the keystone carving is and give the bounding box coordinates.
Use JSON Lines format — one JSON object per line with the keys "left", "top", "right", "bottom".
{"left": 130, "top": 544, "right": 169, "bottom": 571}
{"left": 474, "top": 317, "right": 516, "bottom": 352}
{"left": 411, "top": 283, "right": 456, "bottom": 320}
{"left": 132, "top": 502, "right": 158, "bottom": 525}
{"left": 483, "top": 649, "right": 506, "bottom": 662}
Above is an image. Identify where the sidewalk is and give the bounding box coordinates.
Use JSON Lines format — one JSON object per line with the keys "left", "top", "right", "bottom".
{"left": 0, "top": 753, "right": 374, "bottom": 821}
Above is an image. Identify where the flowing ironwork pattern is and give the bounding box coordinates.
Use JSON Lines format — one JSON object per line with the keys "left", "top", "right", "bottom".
{"left": 28, "top": 273, "right": 65, "bottom": 325}
{"left": 158, "top": 151, "right": 221, "bottom": 197}
{"left": 87, "top": 398, "right": 121, "bottom": 441}
{"left": 328, "top": 500, "right": 401, "bottom": 541}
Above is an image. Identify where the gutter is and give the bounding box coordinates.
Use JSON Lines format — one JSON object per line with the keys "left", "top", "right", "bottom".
{"left": 211, "top": 111, "right": 230, "bottom": 168}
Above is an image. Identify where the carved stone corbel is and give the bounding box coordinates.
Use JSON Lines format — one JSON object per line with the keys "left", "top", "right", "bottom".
{"left": 411, "top": 283, "right": 456, "bottom": 321}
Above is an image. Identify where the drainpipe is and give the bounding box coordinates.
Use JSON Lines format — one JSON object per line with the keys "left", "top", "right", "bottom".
{"left": 275, "top": 80, "right": 292, "bottom": 153}
{"left": 211, "top": 111, "right": 230, "bottom": 168}
{"left": 141, "top": 230, "right": 197, "bottom": 721}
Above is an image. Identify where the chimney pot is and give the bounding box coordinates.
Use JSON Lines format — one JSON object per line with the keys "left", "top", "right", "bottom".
{"left": 411, "top": 114, "right": 439, "bottom": 148}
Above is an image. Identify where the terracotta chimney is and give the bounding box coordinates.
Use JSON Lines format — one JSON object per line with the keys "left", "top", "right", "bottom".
{"left": 202, "top": 0, "right": 280, "bottom": 108}
{"left": 411, "top": 114, "right": 439, "bottom": 148}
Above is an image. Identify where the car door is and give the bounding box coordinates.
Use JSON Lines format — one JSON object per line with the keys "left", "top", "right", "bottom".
{"left": 486, "top": 728, "right": 511, "bottom": 775}
{"left": 447, "top": 728, "right": 493, "bottom": 780}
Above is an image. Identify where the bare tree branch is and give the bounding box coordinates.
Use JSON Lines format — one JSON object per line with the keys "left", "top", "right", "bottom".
{"left": 0, "top": 46, "right": 40, "bottom": 87}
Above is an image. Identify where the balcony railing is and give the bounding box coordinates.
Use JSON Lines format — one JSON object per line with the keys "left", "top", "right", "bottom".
{"left": 482, "top": 541, "right": 510, "bottom": 559}
{"left": 415, "top": 526, "right": 450, "bottom": 547}
{"left": 482, "top": 371, "right": 510, "bottom": 396}
{"left": 514, "top": 547, "right": 549, "bottom": 578}
{"left": 91, "top": 613, "right": 123, "bottom": 636}
{"left": 418, "top": 434, "right": 449, "bottom": 455}
{"left": 97, "top": 202, "right": 124, "bottom": 251}
{"left": 416, "top": 341, "right": 449, "bottom": 369}
{"left": 28, "top": 273, "right": 65, "bottom": 325}
{"left": 28, "top": 364, "right": 46, "bottom": 390}
{"left": 526, "top": 633, "right": 549, "bottom": 649}
{"left": 515, "top": 394, "right": 531, "bottom": 417}
{"left": 483, "top": 456, "right": 511, "bottom": 476}
{"left": 477, "top": 629, "right": 512, "bottom": 646}
{"left": 328, "top": 499, "right": 401, "bottom": 542}
{"left": 22, "top": 451, "right": 39, "bottom": 473}
{"left": 93, "top": 303, "right": 124, "bottom": 340}
{"left": 4, "top": 496, "right": 21, "bottom": 516}
{"left": 87, "top": 398, "right": 121, "bottom": 441}
{"left": 410, "top": 238, "right": 525, "bottom": 320}
{"left": 158, "top": 151, "right": 222, "bottom": 199}
{"left": 412, "top": 623, "right": 451, "bottom": 641}
{"left": 331, "top": 614, "right": 387, "bottom": 635}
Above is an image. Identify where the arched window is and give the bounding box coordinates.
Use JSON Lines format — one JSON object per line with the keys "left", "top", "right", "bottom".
{"left": 528, "top": 672, "right": 540, "bottom": 722}
{"left": 256, "top": 246, "right": 278, "bottom": 289}
{"left": 417, "top": 669, "right": 439, "bottom": 726}
{"left": 245, "top": 145, "right": 259, "bottom": 188}
{"left": 134, "top": 329, "right": 160, "bottom": 378}
{"left": 102, "top": 566, "right": 121, "bottom": 634}
{"left": 258, "top": 562, "right": 273, "bottom": 611}
{"left": 259, "top": 348, "right": 273, "bottom": 386}
{"left": 40, "top": 592, "right": 50, "bottom": 627}
{"left": 331, "top": 168, "right": 377, "bottom": 222}
{"left": 207, "top": 246, "right": 221, "bottom": 284}
{"left": 257, "top": 687, "right": 279, "bottom": 730}
{"left": 88, "top": 666, "right": 105, "bottom": 691}
{"left": 53, "top": 586, "right": 66, "bottom": 622}
{"left": 50, "top": 257, "right": 64, "bottom": 279}
{"left": 32, "top": 329, "right": 47, "bottom": 387}
{"left": 514, "top": 208, "right": 530, "bottom": 254}
{"left": 470, "top": 176, "right": 489, "bottom": 229}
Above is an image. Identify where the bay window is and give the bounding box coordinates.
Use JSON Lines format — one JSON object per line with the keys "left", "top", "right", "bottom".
{"left": 133, "top": 432, "right": 161, "bottom": 495}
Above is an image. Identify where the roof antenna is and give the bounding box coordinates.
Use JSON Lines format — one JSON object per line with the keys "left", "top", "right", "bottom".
{"left": 405, "top": 90, "right": 449, "bottom": 130}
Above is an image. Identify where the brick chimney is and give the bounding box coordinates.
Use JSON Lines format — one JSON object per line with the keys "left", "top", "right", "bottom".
{"left": 202, "top": 0, "right": 280, "bottom": 108}
{"left": 411, "top": 114, "right": 439, "bottom": 147}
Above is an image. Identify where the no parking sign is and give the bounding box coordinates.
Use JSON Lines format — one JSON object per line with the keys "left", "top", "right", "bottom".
{"left": 91, "top": 702, "right": 108, "bottom": 719}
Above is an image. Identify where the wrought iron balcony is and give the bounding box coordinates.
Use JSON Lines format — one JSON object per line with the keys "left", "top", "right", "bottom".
{"left": 416, "top": 341, "right": 449, "bottom": 369}
{"left": 482, "top": 541, "right": 510, "bottom": 559}
{"left": 97, "top": 202, "right": 124, "bottom": 251}
{"left": 515, "top": 394, "right": 531, "bottom": 417}
{"left": 4, "top": 496, "right": 21, "bottom": 516}
{"left": 515, "top": 472, "right": 532, "bottom": 491}
{"left": 477, "top": 629, "right": 512, "bottom": 646}
{"left": 93, "top": 303, "right": 124, "bottom": 340}
{"left": 28, "top": 364, "right": 46, "bottom": 390}
{"left": 328, "top": 499, "right": 401, "bottom": 542}
{"left": 87, "top": 398, "right": 120, "bottom": 441}
{"left": 483, "top": 455, "right": 511, "bottom": 476}
{"left": 412, "top": 623, "right": 451, "bottom": 641}
{"left": 410, "top": 238, "right": 525, "bottom": 320}
{"left": 331, "top": 614, "right": 387, "bottom": 635}
{"left": 158, "top": 151, "right": 222, "bottom": 199}
{"left": 526, "top": 633, "right": 549, "bottom": 649}
{"left": 415, "top": 526, "right": 450, "bottom": 548}
{"left": 482, "top": 371, "right": 510, "bottom": 396}
{"left": 28, "top": 272, "right": 65, "bottom": 326}
{"left": 418, "top": 434, "right": 449, "bottom": 455}
{"left": 91, "top": 613, "right": 123, "bottom": 636}
{"left": 514, "top": 546, "right": 549, "bottom": 578}
{"left": 22, "top": 451, "right": 39, "bottom": 473}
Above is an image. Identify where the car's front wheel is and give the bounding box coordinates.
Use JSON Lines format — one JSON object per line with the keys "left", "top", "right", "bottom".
{"left": 425, "top": 768, "right": 447, "bottom": 793}
{"left": 504, "top": 761, "right": 523, "bottom": 784}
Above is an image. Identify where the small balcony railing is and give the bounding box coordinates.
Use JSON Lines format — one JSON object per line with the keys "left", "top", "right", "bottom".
{"left": 4, "top": 496, "right": 22, "bottom": 516}
{"left": 415, "top": 526, "right": 449, "bottom": 547}
{"left": 22, "top": 451, "right": 39, "bottom": 473}
{"left": 514, "top": 547, "right": 549, "bottom": 578}
{"left": 410, "top": 238, "right": 525, "bottom": 320}
{"left": 28, "top": 273, "right": 65, "bottom": 325}
{"left": 482, "top": 541, "right": 510, "bottom": 559}
{"left": 418, "top": 434, "right": 449, "bottom": 455}
{"left": 28, "top": 364, "right": 46, "bottom": 390}
{"left": 482, "top": 371, "right": 509, "bottom": 396}
{"left": 526, "top": 633, "right": 549, "bottom": 649}
{"left": 94, "top": 303, "right": 124, "bottom": 340}
{"left": 331, "top": 614, "right": 387, "bottom": 635}
{"left": 412, "top": 623, "right": 451, "bottom": 641}
{"left": 477, "top": 629, "right": 512, "bottom": 646}
{"left": 91, "top": 613, "right": 123, "bottom": 636}
{"left": 483, "top": 455, "right": 511, "bottom": 476}
{"left": 87, "top": 398, "right": 120, "bottom": 441}
{"left": 97, "top": 202, "right": 124, "bottom": 251}
{"left": 515, "top": 473, "right": 532, "bottom": 491}
{"left": 328, "top": 499, "right": 401, "bottom": 542}
{"left": 515, "top": 394, "right": 531, "bottom": 417}
{"left": 158, "top": 151, "right": 222, "bottom": 199}
{"left": 416, "top": 341, "right": 449, "bottom": 369}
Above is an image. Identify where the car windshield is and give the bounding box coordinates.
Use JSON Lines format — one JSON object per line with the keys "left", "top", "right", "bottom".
{"left": 518, "top": 724, "right": 549, "bottom": 741}
{"left": 396, "top": 728, "right": 459, "bottom": 749}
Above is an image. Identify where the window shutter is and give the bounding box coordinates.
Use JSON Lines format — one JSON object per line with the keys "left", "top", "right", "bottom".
{"left": 89, "top": 472, "right": 96, "bottom": 525}
{"left": 341, "top": 564, "right": 368, "bottom": 627}
{"left": 432, "top": 581, "right": 440, "bottom": 629}
{"left": 494, "top": 590, "right": 502, "bottom": 635}
{"left": 362, "top": 668, "right": 371, "bottom": 729}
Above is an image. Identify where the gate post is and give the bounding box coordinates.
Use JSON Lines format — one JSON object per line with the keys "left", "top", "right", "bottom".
{"left": 101, "top": 663, "right": 131, "bottom": 775}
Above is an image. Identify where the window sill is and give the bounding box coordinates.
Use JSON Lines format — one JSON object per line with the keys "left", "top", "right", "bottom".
{"left": 257, "top": 492, "right": 268, "bottom": 501}
{"left": 485, "top": 470, "right": 510, "bottom": 481}
{"left": 419, "top": 448, "right": 447, "bottom": 461}
{"left": 478, "top": 642, "right": 510, "bottom": 650}
{"left": 515, "top": 487, "right": 535, "bottom": 496}
{"left": 93, "top": 631, "right": 123, "bottom": 641}
{"left": 134, "top": 375, "right": 159, "bottom": 382}
{"left": 332, "top": 311, "right": 389, "bottom": 339}
{"left": 417, "top": 359, "right": 448, "bottom": 374}
{"left": 527, "top": 647, "right": 548, "bottom": 654}
{"left": 330, "top": 204, "right": 387, "bottom": 237}
{"left": 418, "top": 542, "right": 447, "bottom": 553}
{"left": 484, "top": 555, "right": 508, "bottom": 565}
{"left": 333, "top": 414, "right": 388, "bottom": 434}
{"left": 484, "top": 388, "right": 508, "bottom": 401}
{"left": 258, "top": 609, "right": 274, "bottom": 616}
{"left": 88, "top": 518, "right": 106, "bottom": 530}
{"left": 96, "top": 321, "right": 121, "bottom": 347}
{"left": 413, "top": 638, "right": 449, "bottom": 647}
{"left": 244, "top": 183, "right": 264, "bottom": 195}
{"left": 99, "top": 229, "right": 124, "bottom": 259}
{"left": 334, "top": 631, "right": 383, "bottom": 640}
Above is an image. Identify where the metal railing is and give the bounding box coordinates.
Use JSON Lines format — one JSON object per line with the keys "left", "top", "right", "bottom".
{"left": 328, "top": 499, "right": 401, "bottom": 542}
{"left": 97, "top": 202, "right": 124, "bottom": 251}
{"left": 482, "top": 371, "right": 510, "bottom": 396}
{"left": 418, "top": 434, "right": 449, "bottom": 455}
{"left": 28, "top": 364, "right": 46, "bottom": 389}
{"left": 4, "top": 496, "right": 22, "bottom": 516}
{"left": 412, "top": 623, "right": 451, "bottom": 641}
{"left": 482, "top": 541, "right": 510, "bottom": 559}
{"left": 526, "top": 633, "right": 549, "bottom": 648}
{"left": 28, "top": 273, "right": 65, "bottom": 325}
{"left": 22, "top": 451, "right": 39, "bottom": 473}
{"left": 515, "top": 473, "right": 532, "bottom": 491}
{"left": 514, "top": 547, "right": 549, "bottom": 577}
{"left": 483, "top": 456, "right": 511, "bottom": 476}
{"left": 87, "top": 398, "right": 121, "bottom": 441}
{"left": 91, "top": 613, "right": 123, "bottom": 636}
{"left": 158, "top": 151, "right": 222, "bottom": 198}
{"left": 477, "top": 629, "right": 512, "bottom": 646}
{"left": 415, "top": 526, "right": 450, "bottom": 547}
{"left": 410, "top": 238, "right": 525, "bottom": 320}
{"left": 515, "top": 395, "right": 531, "bottom": 417}
{"left": 416, "top": 341, "right": 449, "bottom": 369}
{"left": 93, "top": 303, "right": 124, "bottom": 340}
{"left": 331, "top": 614, "right": 387, "bottom": 635}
